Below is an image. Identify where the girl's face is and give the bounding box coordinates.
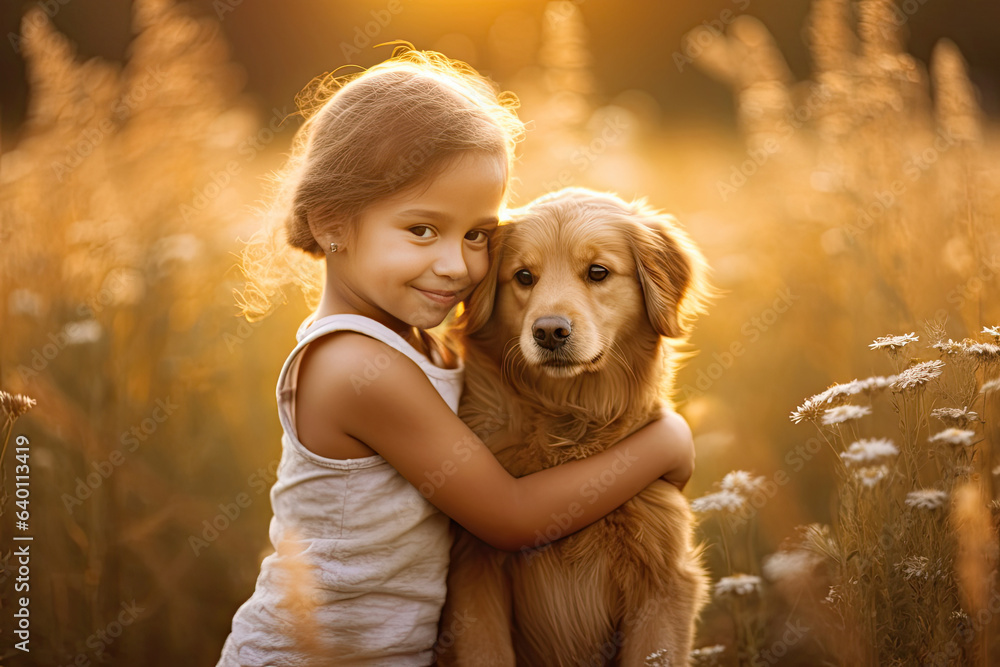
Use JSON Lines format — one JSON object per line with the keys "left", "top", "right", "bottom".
{"left": 329, "top": 151, "right": 506, "bottom": 334}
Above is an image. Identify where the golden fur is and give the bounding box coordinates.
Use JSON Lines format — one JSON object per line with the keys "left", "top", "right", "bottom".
{"left": 437, "top": 187, "right": 712, "bottom": 666}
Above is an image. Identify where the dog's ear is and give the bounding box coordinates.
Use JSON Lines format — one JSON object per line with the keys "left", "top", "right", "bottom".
{"left": 624, "top": 211, "right": 704, "bottom": 339}
{"left": 454, "top": 225, "right": 505, "bottom": 336}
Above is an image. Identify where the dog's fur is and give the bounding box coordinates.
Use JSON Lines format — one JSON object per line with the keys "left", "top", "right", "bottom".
{"left": 437, "top": 188, "right": 712, "bottom": 666}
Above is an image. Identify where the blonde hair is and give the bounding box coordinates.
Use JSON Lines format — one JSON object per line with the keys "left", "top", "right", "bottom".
{"left": 236, "top": 47, "right": 524, "bottom": 320}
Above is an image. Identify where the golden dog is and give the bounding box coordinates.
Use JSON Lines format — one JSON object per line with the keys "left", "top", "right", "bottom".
{"left": 437, "top": 188, "right": 711, "bottom": 666}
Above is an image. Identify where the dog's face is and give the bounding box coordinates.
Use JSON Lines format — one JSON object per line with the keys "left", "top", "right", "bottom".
{"left": 458, "top": 188, "right": 705, "bottom": 380}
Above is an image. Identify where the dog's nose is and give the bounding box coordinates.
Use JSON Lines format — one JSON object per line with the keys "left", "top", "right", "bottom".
{"left": 532, "top": 316, "right": 572, "bottom": 350}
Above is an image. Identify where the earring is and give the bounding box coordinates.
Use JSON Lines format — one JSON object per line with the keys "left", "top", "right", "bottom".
{"left": 329, "top": 242, "right": 340, "bottom": 253}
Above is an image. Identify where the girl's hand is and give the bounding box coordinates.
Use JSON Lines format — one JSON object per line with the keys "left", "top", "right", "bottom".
{"left": 652, "top": 407, "right": 695, "bottom": 492}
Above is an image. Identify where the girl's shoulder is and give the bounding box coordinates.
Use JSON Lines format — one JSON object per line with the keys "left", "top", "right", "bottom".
{"left": 291, "top": 328, "right": 432, "bottom": 460}
{"left": 281, "top": 314, "right": 465, "bottom": 457}
{"left": 295, "top": 313, "right": 463, "bottom": 376}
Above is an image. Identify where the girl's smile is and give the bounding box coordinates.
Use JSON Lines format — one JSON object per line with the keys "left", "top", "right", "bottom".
{"left": 413, "top": 287, "right": 461, "bottom": 307}
{"left": 318, "top": 151, "right": 506, "bottom": 341}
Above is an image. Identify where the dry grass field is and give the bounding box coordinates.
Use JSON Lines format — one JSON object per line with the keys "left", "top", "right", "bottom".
{"left": 1, "top": 0, "right": 998, "bottom": 664}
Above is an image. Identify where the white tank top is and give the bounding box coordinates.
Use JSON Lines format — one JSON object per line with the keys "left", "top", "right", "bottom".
{"left": 217, "top": 313, "right": 464, "bottom": 666}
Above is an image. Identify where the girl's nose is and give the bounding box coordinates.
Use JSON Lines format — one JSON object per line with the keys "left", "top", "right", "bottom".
{"left": 432, "top": 242, "right": 470, "bottom": 280}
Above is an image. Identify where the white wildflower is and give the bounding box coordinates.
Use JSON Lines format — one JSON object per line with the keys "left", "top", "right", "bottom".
{"left": 762, "top": 550, "right": 823, "bottom": 583}
{"left": 790, "top": 384, "right": 855, "bottom": 423}
{"left": 790, "top": 395, "right": 827, "bottom": 424}
{"left": 965, "top": 342, "right": 1000, "bottom": 361}
{"left": 870, "top": 332, "right": 918, "bottom": 351}
{"left": 61, "top": 319, "right": 102, "bottom": 345}
{"left": 896, "top": 555, "right": 930, "bottom": 581}
{"left": 891, "top": 360, "right": 945, "bottom": 391}
{"left": 840, "top": 438, "right": 899, "bottom": 466}
{"left": 897, "top": 556, "right": 928, "bottom": 580}
{"left": 8, "top": 288, "right": 43, "bottom": 317}
{"left": 905, "top": 489, "right": 949, "bottom": 510}
{"left": 981, "top": 378, "right": 1000, "bottom": 394}
{"left": 931, "top": 407, "right": 978, "bottom": 428}
{"left": 714, "top": 574, "right": 762, "bottom": 599}
{"left": 822, "top": 404, "right": 871, "bottom": 425}
{"left": 823, "top": 380, "right": 865, "bottom": 401}
{"left": 982, "top": 325, "right": 1000, "bottom": 340}
{"left": 688, "top": 645, "right": 726, "bottom": 666}
{"left": 720, "top": 470, "right": 767, "bottom": 496}
{"left": 154, "top": 233, "right": 203, "bottom": 264}
{"left": 691, "top": 490, "right": 746, "bottom": 514}
{"left": 645, "top": 647, "right": 671, "bottom": 667}
{"left": 857, "top": 375, "right": 897, "bottom": 393}
{"left": 854, "top": 465, "right": 889, "bottom": 488}
{"left": 933, "top": 339, "right": 966, "bottom": 355}
{"left": 929, "top": 428, "right": 976, "bottom": 447}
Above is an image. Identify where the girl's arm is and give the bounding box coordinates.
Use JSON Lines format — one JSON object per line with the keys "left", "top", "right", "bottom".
{"left": 311, "top": 334, "right": 693, "bottom": 552}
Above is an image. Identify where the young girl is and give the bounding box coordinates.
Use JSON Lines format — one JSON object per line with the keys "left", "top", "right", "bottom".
{"left": 217, "top": 49, "right": 695, "bottom": 666}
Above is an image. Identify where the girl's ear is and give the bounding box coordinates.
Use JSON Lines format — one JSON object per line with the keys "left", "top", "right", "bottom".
{"left": 305, "top": 209, "right": 352, "bottom": 252}
{"left": 455, "top": 226, "right": 505, "bottom": 336}
{"left": 623, "top": 211, "right": 703, "bottom": 339}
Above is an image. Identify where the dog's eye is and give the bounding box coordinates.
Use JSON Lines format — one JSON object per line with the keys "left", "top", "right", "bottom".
{"left": 588, "top": 265, "right": 609, "bottom": 282}
{"left": 514, "top": 269, "right": 534, "bottom": 286}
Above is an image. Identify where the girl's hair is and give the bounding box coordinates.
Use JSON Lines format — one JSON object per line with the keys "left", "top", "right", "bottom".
{"left": 237, "top": 47, "right": 525, "bottom": 321}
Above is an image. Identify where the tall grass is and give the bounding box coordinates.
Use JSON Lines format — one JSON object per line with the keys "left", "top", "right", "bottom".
{"left": 681, "top": 0, "right": 1000, "bottom": 662}
{"left": 1, "top": 0, "right": 998, "bottom": 664}
{"left": 1, "top": 0, "right": 294, "bottom": 662}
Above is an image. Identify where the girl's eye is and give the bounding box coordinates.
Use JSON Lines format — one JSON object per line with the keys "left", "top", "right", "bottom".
{"left": 514, "top": 269, "right": 534, "bottom": 286}
{"left": 409, "top": 226, "right": 434, "bottom": 238}
{"left": 588, "top": 265, "right": 609, "bottom": 282}
{"left": 465, "top": 229, "right": 490, "bottom": 243}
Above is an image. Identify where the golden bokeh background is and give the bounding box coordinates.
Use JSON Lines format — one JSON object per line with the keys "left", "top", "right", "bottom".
{"left": 1, "top": 0, "right": 999, "bottom": 664}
